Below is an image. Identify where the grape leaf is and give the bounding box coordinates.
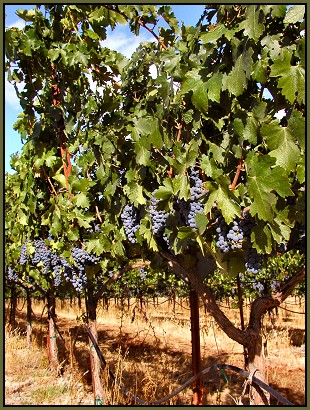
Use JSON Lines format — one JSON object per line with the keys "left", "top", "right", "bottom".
{"left": 284, "top": 5, "right": 305, "bottom": 24}
{"left": 75, "top": 192, "right": 90, "bottom": 208}
{"left": 246, "top": 153, "right": 292, "bottom": 221}
{"left": 67, "top": 227, "right": 80, "bottom": 241}
{"left": 251, "top": 221, "right": 272, "bottom": 254}
{"left": 123, "top": 182, "right": 146, "bottom": 205}
{"left": 195, "top": 213, "right": 208, "bottom": 235}
{"left": 270, "top": 50, "right": 305, "bottom": 104}
{"left": 52, "top": 174, "right": 68, "bottom": 189}
{"left": 261, "top": 121, "right": 300, "bottom": 172}
{"left": 222, "top": 48, "right": 253, "bottom": 97}
{"left": 239, "top": 6, "right": 264, "bottom": 41}
{"left": 180, "top": 69, "right": 208, "bottom": 114}
{"left": 205, "top": 185, "right": 240, "bottom": 223}
{"left": 205, "top": 72, "right": 222, "bottom": 103}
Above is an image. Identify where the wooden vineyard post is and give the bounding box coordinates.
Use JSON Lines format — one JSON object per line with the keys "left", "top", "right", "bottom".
{"left": 46, "top": 289, "right": 59, "bottom": 373}
{"left": 237, "top": 274, "right": 248, "bottom": 368}
{"left": 86, "top": 284, "right": 105, "bottom": 405}
{"left": 189, "top": 289, "right": 203, "bottom": 405}
{"left": 9, "top": 285, "right": 17, "bottom": 330}
{"left": 26, "top": 289, "right": 32, "bottom": 347}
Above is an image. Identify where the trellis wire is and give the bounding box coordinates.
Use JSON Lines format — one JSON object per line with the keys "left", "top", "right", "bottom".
{"left": 83, "top": 324, "right": 294, "bottom": 406}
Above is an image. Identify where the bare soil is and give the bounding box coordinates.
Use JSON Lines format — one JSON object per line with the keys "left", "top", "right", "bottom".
{"left": 5, "top": 297, "right": 305, "bottom": 405}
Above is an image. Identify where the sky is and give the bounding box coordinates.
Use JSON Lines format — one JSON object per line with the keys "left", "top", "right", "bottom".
{"left": 4, "top": 4, "right": 206, "bottom": 173}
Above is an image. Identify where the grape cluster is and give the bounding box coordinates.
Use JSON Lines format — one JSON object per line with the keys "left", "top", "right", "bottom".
{"left": 252, "top": 281, "right": 265, "bottom": 294}
{"left": 7, "top": 266, "right": 19, "bottom": 283}
{"left": 245, "top": 240, "right": 263, "bottom": 274}
{"left": 149, "top": 191, "right": 169, "bottom": 236}
{"left": 69, "top": 247, "right": 100, "bottom": 292}
{"left": 215, "top": 211, "right": 255, "bottom": 253}
{"left": 120, "top": 204, "right": 141, "bottom": 243}
{"left": 187, "top": 168, "right": 205, "bottom": 230}
{"left": 32, "top": 239, "right": 52, "bottom": 275}
{"left": 139, "top": 267, "right": 146, "bottom": 280}
{"left": 87, "top": 224, "right": 101, "bottom": 234}
{"left": 19, "top": 239, "right": 30, "bottom": 265}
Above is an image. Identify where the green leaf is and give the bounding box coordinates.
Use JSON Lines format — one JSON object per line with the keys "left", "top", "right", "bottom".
{"left": 195, "top": 213, "right": 208, "bottom": 235}
{"left": 201, "top": 156, "right": 223, "bottom": 179}
{"left": 243, "top": 115, "right": 258, "bottom": 145}
{"left": 205, "top": 72, "right": 223, "bottom": 103}
{"left": 75, "top": 192, "right": 90, "bottom": 208}
{"left": 174, "top": 174, "right": 189, "bottom": 200}
{"left": 154, "top": 179, "right": 174, "bottom": 201}
{"left": 284, "top": 5, "right": 305, "bottom": 24}
{"left": 261, "top": 121, "right": 300, "bottom": 172}
{"left": 201, "top": 24, "right": 228, "bottom": 44}
{"left": 239, "top": 6, "right": 264, "bottom": 41}
{"left": 177, "top": 227, "right": 195, "bottom": 240}
{"left": 205, "top": 185, "right": 240, "bottom": 223}
{"left": 67, "top": 227, "right": 80, "bottom": 241}
{"left": 180, "top": 69, "right": 208, "bottom": 114}
{"left": 52, "top": 174, "right": 68, "bottom": 188}
{"left": 222, "top": 48, "right": 253, "bottom": 96}
{"left": 86, "top": 238, "right": 106, "bottom": 255}
{"left": 16, "top": 8, "right": 37, "bottom": 22}
{"left": 135, "top": 139, "right": 151, "bottom": 166}
{"left": 124, "top": 182, "right": 146, "bottom": 205}
{"left": 251, "top": 222, "right": 272, "bottom": 254}
{"left": 18, "top": 210, "right": 27, "bottom": 225}
{"left": 270, "top": 50, "right": 305, "bottom": 104}
{"left": 246, "top": 153, "right": 292, "bottom": 221}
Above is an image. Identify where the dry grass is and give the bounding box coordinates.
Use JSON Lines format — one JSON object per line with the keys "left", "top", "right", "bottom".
{"left": 5, "top": 296, "right": 305, "bottom": 405}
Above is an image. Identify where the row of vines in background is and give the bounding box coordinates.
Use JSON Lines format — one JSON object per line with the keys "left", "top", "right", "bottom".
{"left": 6, "top": 249, "right": 305, "bottom": 303}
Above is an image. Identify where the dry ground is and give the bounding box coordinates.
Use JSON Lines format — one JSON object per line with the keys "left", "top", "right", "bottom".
{"left": 5, "top": 296, "right": 305, "bottom": 405}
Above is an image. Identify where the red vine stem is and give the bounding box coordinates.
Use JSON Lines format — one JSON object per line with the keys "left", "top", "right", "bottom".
{"left": 229, "top": 158, "right": 243, "bottom": 190}
{"left": 51, "top": 67, "right": 72, "bottom": 191}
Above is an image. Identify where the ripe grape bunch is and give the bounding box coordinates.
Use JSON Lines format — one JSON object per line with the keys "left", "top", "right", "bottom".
{"left": 245, "top": 240, "right": 263, "bottom": 274}
{"left": 7, "top": 265, "right": 19, "bottom": 283}
{"left": 149, "top": 191, "right": 169, "bottom": 236}
{"left": 19, "top": 239, "right": 30, "bottom": 265}
{"left": 215, "top": 210, "right": 255, "bottom": 253}
{"left": 187, "top": 167, "right": 205, "bottom": 230}
{"left": 70, "top": 247, "right": 100, "bottom": 292}
{"left": 121, "top": 204, "right": 141, "bottom": 244}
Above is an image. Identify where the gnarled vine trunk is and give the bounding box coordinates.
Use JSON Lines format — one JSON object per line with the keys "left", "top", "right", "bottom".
{"left": 162, "top": 248, "right": 305, "bottom": 405}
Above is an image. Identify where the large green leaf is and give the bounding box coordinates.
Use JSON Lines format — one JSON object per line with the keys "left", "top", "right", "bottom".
{"left": 284, "top": 5, "right": 305, "bottom": 24}
{"left": 239, "top": 6, "right": 264, "bottom": 41}
{"left": 270, "top": 49, "right": 305, "bottom": 104}
{"left": 246, "top": 153, "right": 293, "bottom": 221}
{"left": 261, "top": 121, "right": 300, "bottom": 172}
{"left": 205, "top": 184, "right": 240, "bottom": 224}
{"left": 222, "top": 48, "right": 253, "bottom": 97}
{"left": 180, "top": 69, "right": 208, "bottom": 114}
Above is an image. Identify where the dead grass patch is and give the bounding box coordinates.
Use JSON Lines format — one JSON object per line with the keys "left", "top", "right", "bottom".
{"left": 5, "top": 296, "right": 305, "bottom": 405}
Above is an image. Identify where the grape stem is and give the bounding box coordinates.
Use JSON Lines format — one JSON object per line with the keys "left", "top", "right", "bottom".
{"left": 229, "top": 158, "right": 244, "bottom": 190}
{"left": 95, "top": 206, "right": 102, "bottom": 223}
{"left": 41, "top": 166, "right": 58, "bottom": 196}
{"left": 51, "top": 66, "right": 72, "bottom": 192}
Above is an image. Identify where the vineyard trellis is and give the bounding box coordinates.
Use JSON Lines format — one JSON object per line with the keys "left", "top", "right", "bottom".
{"left": 5, "top": 4, "right": 305, "bottom": 405}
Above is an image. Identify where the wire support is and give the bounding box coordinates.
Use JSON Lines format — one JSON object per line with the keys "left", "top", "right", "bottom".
{"left": 83, "top": 324, "right": 293, "bottom": 406}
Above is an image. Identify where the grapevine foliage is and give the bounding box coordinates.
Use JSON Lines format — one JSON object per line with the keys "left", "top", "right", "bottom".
{"left": 5, "top": 5, "right": 305, "bottom": 298}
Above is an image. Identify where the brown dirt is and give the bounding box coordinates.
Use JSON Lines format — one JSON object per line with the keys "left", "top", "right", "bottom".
{"left": 5, "top": 297, "right": 305, "bottom": 405}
